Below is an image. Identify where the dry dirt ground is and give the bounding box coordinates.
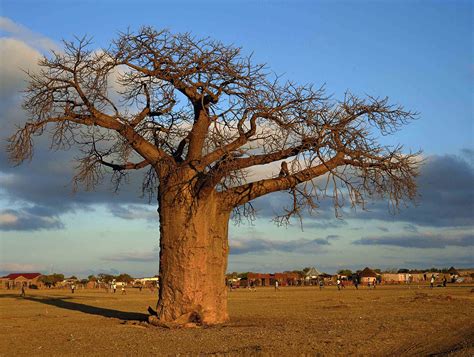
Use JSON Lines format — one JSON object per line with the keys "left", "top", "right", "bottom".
{"left": 0, "top": 284, "right": 473, "bottom": 356}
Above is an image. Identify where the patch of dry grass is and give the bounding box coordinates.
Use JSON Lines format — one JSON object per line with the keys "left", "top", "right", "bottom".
{"left": 0, "top": 285, "right": 473, "bottom": 356}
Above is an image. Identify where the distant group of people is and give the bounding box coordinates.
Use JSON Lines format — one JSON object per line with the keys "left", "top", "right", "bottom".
{"left": 429, "top": 275, "right": 447, "bottom": 288}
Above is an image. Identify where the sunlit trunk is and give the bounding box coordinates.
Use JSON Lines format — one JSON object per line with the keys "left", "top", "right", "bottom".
{"left": 151, "top": 184, "right": 230, "bottom": 326}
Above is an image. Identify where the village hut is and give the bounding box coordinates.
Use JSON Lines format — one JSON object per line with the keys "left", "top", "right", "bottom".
{"left": 304, "top": 267, "right": 322, "bottom": 285}
{"left": 359, "top": 267, "right": 378, "bottom": 284}
{"left": 447, "top": 267, "right": 459, "bottom": 276}
{"left": 447, "top": 266, "right": 459, "bottom": 282}
{"left": 0, "top": 273, "right": 43, "bottom": 289}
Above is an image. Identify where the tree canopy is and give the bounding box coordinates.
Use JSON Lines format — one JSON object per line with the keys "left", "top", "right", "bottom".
{"left": 9, "top": 27, "right": 419, "bottom": 223}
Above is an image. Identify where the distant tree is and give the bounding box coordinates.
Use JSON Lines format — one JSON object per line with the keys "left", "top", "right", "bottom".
{"left": 238, "top": 272, "right": 249, "bottom": 280}
{"left": 39, "top": 273, "right": 65, "bottom": 287}
{"left": 397, "top": 268, "right": 410, "bottom": 273}
{"left": 87, "top": 275, "right": 97, "bottom": 281}
{"left": 98, "top": 273, "right": 115, "bottom": 283}
{"left": 374, "top": 269, "right": 381, "bottom": 274}
{"left": 80, "top": 279, "right": 88, "bottom": 285}
{"left": 9, "top": 27, "right": 418, "bottom": 325}
{"left": 69, "top": 275, "right": 78, "bottom": 280}
{"left": 291, "top": 270, "right": 305, "bottom": 278}
{"left": 337, "top": 269, "right": 353, "bottom": 276}
{"left": 116, "top": 273, "right": 134, "bottom": 283}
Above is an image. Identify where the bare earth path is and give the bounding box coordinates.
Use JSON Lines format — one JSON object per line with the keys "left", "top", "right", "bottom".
{"left": 0, "top": 285, "right": 473, "bottom": 356}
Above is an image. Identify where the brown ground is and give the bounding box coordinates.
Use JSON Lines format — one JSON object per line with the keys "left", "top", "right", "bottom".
{"left": 0, "top": 284, "right": 473, "bottom": 356}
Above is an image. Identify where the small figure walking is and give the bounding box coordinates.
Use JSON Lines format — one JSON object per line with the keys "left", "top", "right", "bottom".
{"left": 20, "top": 284, "right": 26, "bottom": 297}
{"left": 336, "top": 278, "right": 341, "bottom": 291}
{"left": 354, "top": 278, "right": 359, "bottom": 290}
{"left": 319, "top": 279, "right": 324, "bottom": 290}
{"left": 71, "top": 283, "right": 76, "bottom": 294}
{"left": 121, "top": 285, "right": 126, "bottom": 295}
{"left": 430, "top": 275, "right": 435, "bottom": 288}
{"left": 113, "top": 283, "right": 117, "bottom": 293}
{"left": 274, "top": 280, "right": 279, "bottom": 291}
{"left": 442, "top": 277, "right": 447, "bottom": 287}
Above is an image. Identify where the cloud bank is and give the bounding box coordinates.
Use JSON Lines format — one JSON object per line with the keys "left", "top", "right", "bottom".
{"left": 230, "top": 237, "right": 330, "bottom": 255}
{"left": 353, "top": 233, "right": 473, "bottom": 249}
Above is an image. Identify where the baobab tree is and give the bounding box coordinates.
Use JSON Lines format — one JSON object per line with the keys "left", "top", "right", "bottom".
{"left": 8, "top": 27, "right": 418, "bottom": 326}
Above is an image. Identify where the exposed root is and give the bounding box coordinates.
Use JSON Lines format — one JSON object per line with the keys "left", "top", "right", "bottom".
{"left": 147, "top": 309, "right": 204, "bottom": 329}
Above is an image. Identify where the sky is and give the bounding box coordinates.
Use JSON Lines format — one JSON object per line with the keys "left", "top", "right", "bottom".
{"left": 0, "top": 0, "right": 472, "bottom": 278}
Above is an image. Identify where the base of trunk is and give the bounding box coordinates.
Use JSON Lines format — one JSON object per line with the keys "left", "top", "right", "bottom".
{"left": 147, "top": 306, "right": 227, "bottom": 328}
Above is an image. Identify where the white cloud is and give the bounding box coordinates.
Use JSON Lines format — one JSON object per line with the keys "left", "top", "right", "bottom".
{"left": 0, "top": 38, "right": 41, "bottom": 99}
{"left": 0, "top": 17, "right": 58, "bottom": 52}
{"left": 102, "top": 251, "right": 157, "bottom": 262}
{"left": 0, "top": 262, "right": 46, "bottom": 273}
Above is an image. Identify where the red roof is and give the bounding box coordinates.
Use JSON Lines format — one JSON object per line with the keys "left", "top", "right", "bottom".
{"left": 2, "top": 273, "right": 42, "bottom": 280}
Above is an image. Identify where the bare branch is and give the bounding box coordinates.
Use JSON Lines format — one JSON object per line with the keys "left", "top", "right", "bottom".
{"left": 10, "top": 27, "right": 419, "bottom": 222}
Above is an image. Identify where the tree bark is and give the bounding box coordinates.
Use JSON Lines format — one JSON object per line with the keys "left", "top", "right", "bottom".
{"left": 153, "top": 184, "right": 230, "bottom": 326}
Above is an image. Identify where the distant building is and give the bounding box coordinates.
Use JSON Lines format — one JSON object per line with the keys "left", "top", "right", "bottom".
{"left": 447, "top": 266, "right": 459, "bottom": 277}
{"left": 133, "top": 276, "right": 159, "bottom": 287}
{"left": 304, "top": 267, "right": 322, "bottom": 284}
{"left": 358, "top": 267, "right": 378, "bottom": 284}
{"left": 247, "top": 273, "right": 271, "bottom": 286}
{"left": 0, "top": 273, "right": 43, "bottom": 289}
{"left": 382, "top": 273, "right": 421, "bottom": 284}
{"left": 247, "top": 272, "right": 300, "bottom": 287}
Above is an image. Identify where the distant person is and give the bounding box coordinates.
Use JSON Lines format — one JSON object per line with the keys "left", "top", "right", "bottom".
{"left": 319, "top": 280, "right": 324, "bottom": 290}
{"left": 367, "top": 280, "right": 371, "bottom": 289}
{"left": 423, "top": 273, "right": 427, "bottom": 281}
{"left": 442, "top": 277, "right": 447, "bottom": 287}
{"left": 353, "top": 278, "right": 359, "bottom": 290}
{"left": 430, "top": 275, "right": 435, "bottom": 288}
{"left": 274, "top": 280, "right": 279, "bottom": 291}
{"left": 113, "top": 284, "right": 117, "bottom": 293}
{"left": 341, "top": 280, "right": 345, "bottom": 289}
{"left": 373, "top": 280, "right": 377, "bottom": 289}
{"left": 121, "top": 285, "right": 126, "bottom": 295}
{"left": 20, "top": 284, "right": 26, "bottom": 297}
{"left": 336, "top": 278, "right": 341, "bottom": 290}
{"left": 139, "top": 285, "right": 142, "bottom": 292}
{"left": 71, "top": 283, "right": 76, "bottom": 294}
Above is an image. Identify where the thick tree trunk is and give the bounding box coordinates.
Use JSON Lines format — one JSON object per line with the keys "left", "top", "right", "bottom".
{"left": 152, "top": 185, "right": 230, "bottom": 326}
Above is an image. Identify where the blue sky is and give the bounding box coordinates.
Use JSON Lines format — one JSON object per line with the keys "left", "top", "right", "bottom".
{"left": 0, "top": 1, "right": 472, "bottom": 277}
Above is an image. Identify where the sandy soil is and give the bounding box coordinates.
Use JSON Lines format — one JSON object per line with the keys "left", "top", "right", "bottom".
{"left": 0, "top": 284, "right": 473, "bottom": 356}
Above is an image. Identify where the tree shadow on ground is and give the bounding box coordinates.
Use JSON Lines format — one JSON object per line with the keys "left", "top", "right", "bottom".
{"left": 1, "top": 294, "right": 148, "bottom": 321}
